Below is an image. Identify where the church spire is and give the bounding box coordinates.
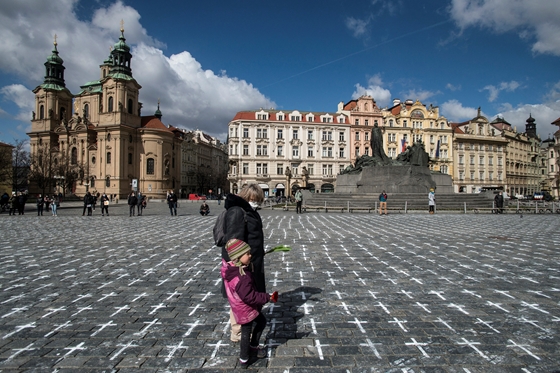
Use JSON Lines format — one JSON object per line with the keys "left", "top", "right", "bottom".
{"left": 109, "top": 20, "right": 133, "bottom": 78}
{"left": 525, "top": 113, "right": 537, "bottom": 139}
{"left": 42, "top": 34, "right": 66, "bottom": 89}
{"left": 155, "top": 99, "right": 162, "bottom": 119}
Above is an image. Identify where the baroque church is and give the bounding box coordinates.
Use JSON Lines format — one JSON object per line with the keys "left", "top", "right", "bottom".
{"left": 28, "top": 26, "right": 182, "bottom": 199}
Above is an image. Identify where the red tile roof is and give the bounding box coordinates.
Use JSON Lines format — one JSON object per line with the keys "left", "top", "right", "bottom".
{"left": 552, "top": 117, "right": 560, "bottom": 126}
{"left": 231, "top": 111, "right": 349, "bottom": 124}
{"left": 141, "top": 116, "right": 173, "bottom": 132}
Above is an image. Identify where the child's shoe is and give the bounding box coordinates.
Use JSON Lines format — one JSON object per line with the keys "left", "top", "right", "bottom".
{"left": 238, "top": 358, "right": 249, "bottom": 369}
{"left": 249, "top": 346, "right": 267, "bottom": 358}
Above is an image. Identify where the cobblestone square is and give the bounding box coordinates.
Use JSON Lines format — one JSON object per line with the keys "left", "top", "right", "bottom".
{"left": 0, "top": 202, "right": 559, "bottom": 372}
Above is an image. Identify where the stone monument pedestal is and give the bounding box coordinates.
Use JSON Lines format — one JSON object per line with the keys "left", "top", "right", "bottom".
{"left": 336, "top": 165, "right": 438, "bottom": 194}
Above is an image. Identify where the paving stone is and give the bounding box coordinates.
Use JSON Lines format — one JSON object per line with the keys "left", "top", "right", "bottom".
{"left": 0, "top": 203, "right": 559, "bottom": 371}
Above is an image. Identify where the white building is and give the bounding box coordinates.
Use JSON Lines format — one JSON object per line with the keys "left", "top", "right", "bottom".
{"left": 227, "top": 109, "right": 350, "bottom": 196}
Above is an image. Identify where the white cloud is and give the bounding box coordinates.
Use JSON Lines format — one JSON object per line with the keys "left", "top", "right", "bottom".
{"left": 0, "top": 0, "right": 273, "bottom": 140}
{"left": 0, "top": 84, "right": 34, "bottom": 121}
{"left": 345, "top": 17, "right": 371, "bottom": 38}
{"left": 440, "top": 99, "right": 478, "bottom": 121}
{"left": 352, "top": 74, "right": 392, "bottom": 107}
{"left": 446, "top": 83, "right": 461, "bottom": 91}
{"left": 448, "top": 0, "right": 560, "bottom": 56}
{"left": 495, "top": 101, "right": 560, "bottom": 139}
{"left": 481, "top": 80, "right": 521, "bottom": 102}
{"left": 401, "top": 89, "right": 439, "bottom": 103}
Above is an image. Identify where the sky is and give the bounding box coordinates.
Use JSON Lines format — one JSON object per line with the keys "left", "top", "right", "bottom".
{"left": 1, "top": 0, "right": 560, "bottom": 145}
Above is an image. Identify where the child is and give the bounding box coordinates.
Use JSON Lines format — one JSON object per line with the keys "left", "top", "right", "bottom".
{"left": 222, "top": 238, "right": 278, "bottom": 368}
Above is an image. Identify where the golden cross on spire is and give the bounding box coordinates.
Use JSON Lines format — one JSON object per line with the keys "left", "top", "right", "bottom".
{"left": 120, "top": 19, "right": 125, "bottom": 33}
{"left": 54, "top": 34, "right": 58, "bottom": 47}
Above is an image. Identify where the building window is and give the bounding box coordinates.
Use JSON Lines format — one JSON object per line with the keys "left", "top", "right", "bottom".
{"left": 307, "top": 115, "right": 314, "bottom": 122}
{"left": 128, "top": 153, "right": 132, "bottom": 164}
{"left": 440, "top": 165, "right": 448, "bottom": 174}
{"left": 106, "top": 177, "right": 110, "bottom": 187}
{"left": 365, "top": 132, "right": 369, "bottom": 141}
{"left": 243, "top": 128, "right": 249, "bottom": 138}
{"left": 147, "top": 158, "right": 155, "bottom": 174}
{"left": 71, "top": 147, "right": 77, "bottom": 165}
{"left": 292, "top": 130, "right": 299, "bottom": 140}
{"left": 277, "top": 145, "right": 283, "bottom": 156}
{"left": 106, "top": 152, "right": 111, "bottom": 164}
{"left": 479, "top": 156, "right": 484, "bottom": 165}
{"left": 388, "top": 133, "right": 396, "bottom": 142}
{"left": 256, "top": 128, "right": 268, "bottom": 138}
{"left": 127, "top": 98, "right": 133, "bottom": 114}
{"left": 365, "top": 120, "right": 369, "bottom": 126}
{"left": 256, "top": 163, "right": 262, "bottom": 174}
{"left": 277, "top": 129, "right": 283, "bottom": 139}
{"left": 364, "top": 148, "right": 369, "bottom": 156}
{"left": 256, "top": 145, "right": 268, "bottom": 156}
{"left": 83, "top": 104, "right": 89, "bottom": 119}
{"left": 291, "top": 163, "right": 299, "bottom": 176}
{"left": 308, "top": 130, "right": 314, "bottom": 140}
{"left": 108, "top": 96, "right": 114, "bottom": 112}
{"left": 307, "top": 164, "right": 314, "bottom": 175}
{"left": 459, "top": 155, "right": 464, "bottom": 165}
{"left": 243, "top": 145, "right": 249, "bottom": 156}
{"left": 322, "top": 164, "right": 333, "bottom": 175}
{"left": 489, "top": 171, "right": 493, "bottom": 181}
{"left": 322, "top": 147, "right": 332, "bottom": 157}
{"left": 355, "top": 132, "right": 360, "bottom": 141}
{"left": 355, "top": 147, "right": 360, "bottom": 157}
{"left": 91, "top": 156, "right": 96, "bottom": 164}
{"left": 355, "top": 119, "right": 359, "bottom": 125}
{"left": 389, "top": 119, "right": 394, "bottom": 127}
{"left": 308, "top": 147, "right": 314, "bottom": 157}
{"left": 470, "top": 171, "right": 474, "bottom": 181}
{"left": 403, "top": 120, "right": 407, "bottom": 128}
{"left": 479, "top": 171, "right": 484, "bottom": 180}
{"left": 39, "top": 105, "right": 45, "bottom": 119}
{"left": 291, "top": 115, "right": 301, "bottom": 121}
{"left": 470, "top": 156, "right": 475, "bottom": 165}
{"left": 488, "top": 157, "right": 493, "bottom": 165}
{"left": 388, "top": 148, "right": 396, "bottom": 158}
{"left": 339, "top": 132, "right": 345, "bottom": 141}
{"left": 277, "top": 164, "right": 283, "bottom": 175}
{"left": 90, "top": 177, "right": 95, "bottom": 188}
{"left": 243, "top": 163, "right": 249, "bottom": 174}
{"left": 292, "top": 146, "right": 299, "bottom": 157}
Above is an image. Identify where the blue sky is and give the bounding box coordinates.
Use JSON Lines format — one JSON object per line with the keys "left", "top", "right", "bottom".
{"left": 1, "top": 0, "right": 560, "bottom": 145}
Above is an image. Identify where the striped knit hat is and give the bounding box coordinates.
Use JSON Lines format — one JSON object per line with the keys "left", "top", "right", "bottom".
{"left": 226, "top": 238, "right": 251, "bottom": 261}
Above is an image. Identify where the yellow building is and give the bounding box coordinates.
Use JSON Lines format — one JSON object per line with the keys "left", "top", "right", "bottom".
{"left": 28, "top": 29, "right": 183, "bottom": 199}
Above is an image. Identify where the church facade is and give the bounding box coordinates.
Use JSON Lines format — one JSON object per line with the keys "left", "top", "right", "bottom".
{"left": 28, "top": 28, "right": 183, "bottom": 199}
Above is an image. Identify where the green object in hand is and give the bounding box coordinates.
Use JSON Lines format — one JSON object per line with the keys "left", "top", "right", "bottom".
{"left": 265, "top": 245, "right": 292, "bottom": 254}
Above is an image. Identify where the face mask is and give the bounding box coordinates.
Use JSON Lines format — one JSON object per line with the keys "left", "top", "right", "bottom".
{"left": 249, "top": 201, "right": 259, "bottom": 210}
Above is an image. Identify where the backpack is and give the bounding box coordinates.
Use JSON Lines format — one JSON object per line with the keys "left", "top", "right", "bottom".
{"left": 213, "top": 207, "right": 246, "bottom": 246}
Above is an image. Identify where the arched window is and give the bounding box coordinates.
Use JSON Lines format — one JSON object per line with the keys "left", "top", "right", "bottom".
{"left": 106, "top": 152, "right": 112, "bottom": 164}
{"left": 71, "top": 147, "right": 77, "bottom": 165}
{"left": 83, "top": 104, "right": 89, "bottom": 119}
{"left": 108, "top": 96, "right": 114, "bottom": 112}
{"left": 127, "top": 98, "right": 133, "bottom": 114}
{"left": 60, "top": 107, "right": 66, "bottom": 121}
{"left": 106, "top": 176, "right": 110, "bottom": 187}
{"left": 39, "top": 105, "right": 44, "bottom": 119}
{"left": 147, "top": 158, "right": 155, "bottom": 175}
{"left": 90, "top": 177, "right": 95, "bottom": 188}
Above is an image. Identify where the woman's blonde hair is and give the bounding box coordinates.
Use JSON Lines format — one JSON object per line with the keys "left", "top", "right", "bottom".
{"left": 237, "top": 183, "right": 264, "bottom": 203}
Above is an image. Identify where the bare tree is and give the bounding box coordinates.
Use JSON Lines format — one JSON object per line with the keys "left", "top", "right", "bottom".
{"left": 28, "top": 143, "right": 57, "bottom": 195}
{"left": 5, "top": 140, "right": 30, "bottom": 193}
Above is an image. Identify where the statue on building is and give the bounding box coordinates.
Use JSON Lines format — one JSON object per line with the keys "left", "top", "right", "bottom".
{"left": 301, "top": 166, "right": 309, "bottom": 188}
{"left": 284, "top": 166, "right": 292, "bottom": 178}
{"left": 32, "top": 111, "right": 35, "bottom": 120}
{"left": 48, "top": 109, "right": 53, "bottom": 119}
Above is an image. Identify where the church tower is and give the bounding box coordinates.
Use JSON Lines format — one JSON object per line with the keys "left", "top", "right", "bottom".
{"left": 525, "top": 114, "right": 538, "bottom": 139}
{"left": 29, "top": 36, "right": 73, "bottom": 151}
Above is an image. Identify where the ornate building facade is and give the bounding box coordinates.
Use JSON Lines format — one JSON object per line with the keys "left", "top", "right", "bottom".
{"left": 227, "top": 109, "right": 350, "bottom": 196}
{"left": 28, "top": 29, "right": 183, "bottom": 198}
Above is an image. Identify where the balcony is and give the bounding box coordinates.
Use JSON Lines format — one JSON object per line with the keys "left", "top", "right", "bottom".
{"left": 256, "top": 174, "right": 271, "bottom": 182}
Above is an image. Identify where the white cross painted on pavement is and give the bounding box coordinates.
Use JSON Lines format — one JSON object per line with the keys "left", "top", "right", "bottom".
{"left": 410, "top": 277, "right": 423, "bottom": 284}
{"left": 201, "top": 291, "right": 214, "bottom": 302}
{"left": 91, "top": 320, "right": 117, "bottom": 336}
{"left": 486, "top": 301, "right": 509, "bottom": 313}
{"left": 429, "top": 290, "right": 446, "bottom": 300}
{"left": 506, "top": 339, "right": 541, "bottom": 360}
{"left": 301, "top": 303, "right": 313, "bottom": 315}
{"left": 134, "top": 319, "right": 161, "bottom": 336}
{"left": 339, "top": 302, "right": 353, "bottom": 315}
{"left": 457, "top": 338, "right": 489, "bottom": 360}
{"left": 208, "top": 340, "right": 229, "bottom": 358}
{"left": 131, "top": 292, "right": 148, "bottom": 302}
{"left": 493, "top": 289, "right": 515, "bottom": 299}
{"left": 360, "top": 338, "right": 381, "bottom": 359}
{"left": 110, "top": 340, "right": 139, "bottom": 360}
{"left": 44, "top": 321, "right": 72, "bottom": 338}
{"left": 188, "top": 304, "right": 203, "bottom": 316}
{"left": 405, "top": 338, "right": 429, "bottom": 357}
{"left": 270, "top": 277, "right": 283, "bottom": 286}
{"left": 3, "top": 322, "right": 36, "bottom": 339}
{"left": 299, "top": 271, "right": 308, "bottom": 286}
{"left": 149, "top": 303, "right": 166, "bottom": 315}
{"left": 97, "top": 292, "right": 117, "bottom": 302}
{"left": 128, "top": 278, "right": 142, "bottom": 286}
{"left": 110, "top": 305, "right": 130, "bottom": 317}
{"left": 63, "top": 341, "right": 86, "bottom": 356}
{"left": 98, "top": 281, "right": 113, "bottom": 289}
{"left": 415, "top": 302, "right": 431, "bottom": 313}
{"left": 389, "top": 317, "right": 408, "bottom": 332}
{"left": 310, "top": 339, "right": 329, "bottom": 360}
{"left": 41, "top": 307, "right": 66, "bottom": 318}
{"left": 401, "top": 290, "right": 413, "bottom": 299}
{"left": 6, "top": 342, "right": 36, "bottom": 360}
{"left": 348, "top": 317, "right": 368, "bottom": 334}
{"left": 526, "top": 290, "right": 550, "bottom": 299}
{"left": 448, "top": 303, "right": 469, "bottom": 315}
{"left": 165, "top": 340, "right": 188, "bottom": 362}
{"left": 1, "top": 306, "right": 29, "bottom": 318}
{"left": 307, "top": 318, "right": 321, "bottom": 335}
{"left": 376, "top": 302, "right": 390, "bottom": 314}
{"left": 71, "top": 305, "right": 92, "bottom": 317}
{"left": 368, "top": 290, "right": 378, "bottom": 299}
{"left": 183, "top": 320, "right": 200, "bottom": 336}
{"left": 518, "top": 317, "right": 549, "bottom": 332}
{"left": 267, "top": 303, "right": 280, "bottom": 315}
{"left": 521, "top": 301, "right": 549, "bottom": 314}
{"left": 475, "top": 318, "right": 500, "bottom": 334}
{"left": 435, "top": 317, "right": 455, "bottom": 333}
{"left": 71, "top": 294, "right": 92, "bottom": 303}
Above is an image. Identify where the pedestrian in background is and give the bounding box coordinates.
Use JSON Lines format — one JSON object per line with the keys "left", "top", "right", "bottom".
{"left": 100, "top": 193, "right": 110, "bottom": 216}
{"left": 17, "top": 192, "right": 26, "bottom": 215}
{"left": 494, "top": 191, "right": 504, "bottom": 214}
{"left": 52, "top": 194, "right": 59, "bottom": 216}
{"left": 83, "top": 192, "right": 94, "bottom": 216}
{"left": 128, "top": 191, "right": 138, "bottom": 217}
{"left": 379, "top": 190, "right": 388, "bottom": 215}
{"left": 137, "top": 192, "right": 145, "bottom": 216}
{"left": 167, "top": 190, "right": 178, "bottom": 216}
{"left": 428, "top": 188, "right": 436, "bottom": 214}
{"left": 294, "top": 189, "right": 303, "bottom": 214}
{"left": 36, "top": 194, "right": 44, "bottom": 216}
{"left": 9, "top": 192, "right": 17, "bottom": 215}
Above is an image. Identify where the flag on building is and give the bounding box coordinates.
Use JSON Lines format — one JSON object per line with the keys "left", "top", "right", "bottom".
{"left": 435, "top": 140, "right": 441, "bottom": 158}
{"left": 401, "top": 138, "right": 407, "bottom": 153}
